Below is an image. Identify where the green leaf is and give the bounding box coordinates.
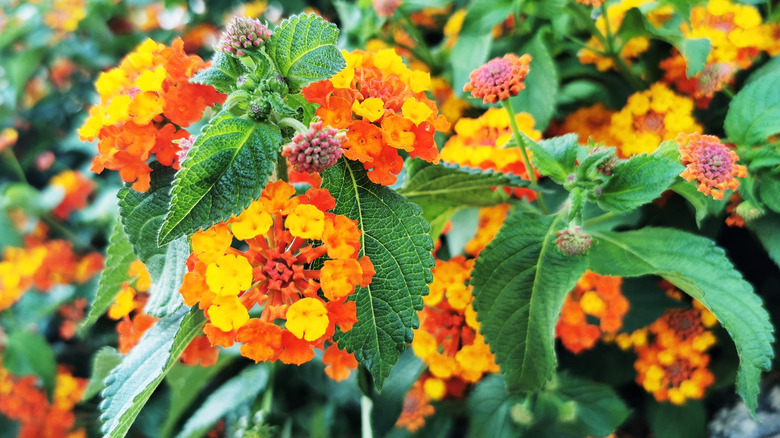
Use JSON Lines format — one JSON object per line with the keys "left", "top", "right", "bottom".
{"left": 161, "top": 355, "right": 236, "bottom": 438}
{"left": 748, "top": 212, "right": 780, "bottom": 269}
{"left": 175, "top": 364, "right": 269, "bottom": 438}
{"left": 191, "top": 51, "right": 248, "bottom": 94}
{"left": 371, "top": 350, "right": 426, "bottom": 436}
{"left": 524, "top": 134, "right": 580, "bottom": 184}
{"left": 509, "top": 33, "right": 558, "bottom": 131}
{"left": 3, "top": 331, "right": 57, "bottom": 396}
{"left": 471, "top": 210, "right": 589, "bottom": 392}
{"left": 397, "top": 161, "right": 520, "bottom": 238}
{"left": 100, "top": 307, "right": 206, "bottom": 438}
{"left": 759, "top": 173, "right": 780, "bottom": 214}
{"left": 597, "top": 154, "right": 684, "bottom": 214}
{"left": 83, "top": 347, "right": 122, "bottom": 401}
{"left": 588, "top": 228, "right": 774, "bottom": 413}
{"left": 321, "top": 159, "right": 435, "bottom": 390}
{"left": 724, "top": 73, "right": 780, "bottom": 146}
{"left": 647, "top": 400, "right": 706, "bottom": 438}
{"left": 80, "top": 220, "right": 135, "bottom": 332}
{"left": 451, "top": 0, "right": 514, "bottom": 91}
{"left": 553, "top": 373, "right": 631, "bottom": 437}
{"left": 119, "top": 164, "right": 186, "bottom": 317}
{"left": 267, "top": 13, "right": 345, "bottom": 93}
{"left": 159, "top": 115, "right": 281, "bottom": 245}
{"left": 466, "top": 375, "right": 523, "bottom": 438}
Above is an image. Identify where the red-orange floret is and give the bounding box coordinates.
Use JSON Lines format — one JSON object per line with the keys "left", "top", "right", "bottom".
{"left": 463, "top": 53, "right": 532, "bottom": 104}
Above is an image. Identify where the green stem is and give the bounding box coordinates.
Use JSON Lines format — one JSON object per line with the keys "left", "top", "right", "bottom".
{"left": 399, "top": 12, "right": 436, "bottom": 68}
{"left": 40, "top": 214, "right": 88, "bottom": 248}
{"left": 276, "top": 153, "right": 289, "bottom": 183}
{"left": 278, "top": 117, "right": 308, "bottom": 134}
{"left": 361, "top": 395, "right": 374, "bottom": 438}
{"left": 583, "top": 211, "right": 620, "bottom": 227}
{"left": 600, "top": 3, "right": 645, "bottom": 90}
{"left": 2, "top": 149, "right": 28, "bottom": 183}
{"left": 501, "top": 99, "right": 549, "bottom": 215}
{"left": 722, "top": 87, "right": 736, "bottom": 99}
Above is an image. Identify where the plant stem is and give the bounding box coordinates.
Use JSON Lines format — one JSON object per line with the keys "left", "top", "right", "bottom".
{"left": 276, "top": 153, "right": 289, "bottom": 183}
{"left": 361, "top": 395, "right": 374, "bottom": 438}
{"left": 2, "top": 149, "right": 28, "bottom": 183}
{"left": 399, "top": 12, "right": 436, "bottom": 69}
{"left": 278, "top": 117, "right": 308, "bottom": 134}
{"left": 583, "top": 211, "right": 620, "bottom": 227}
{"left": 600, "top": 3, "right": 645, "bottom": 90}
{"left": 501, "top": 99, "right": 549, "bottom": 215}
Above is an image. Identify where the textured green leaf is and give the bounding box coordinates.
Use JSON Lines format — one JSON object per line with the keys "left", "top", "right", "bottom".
{"left": 159, "top": 115, "right": 281, "bottom": 245}
{"left": 724, "top": 73, "right": 780, "bottom": 146}
{"left": 267, "top": 13, "right": 345, "bottom": 93}
{"left": 471, "top": 210, "right": 589, "bottom": 392}
{"left": 509, "top": 33, "right": 558, "bottom": 131}
{"left": 398, "top": 161, "right": 519, "bottom": 236}
{"left": 525, "top": 134, "right": 580, "bottom": 184}
{"left": 589, "top": 228, "right": 774, "bottom": 413}
{"left": 83, "top": 347, "right": 122, "bottom": 401}
{"left": 322, "top": 159, "right": 434, "bottom": 390}
{"left": 597, "top": 154, "right": 684, "bottom": 214}
{"left": 100, "top": 307, "right": 206, "bottom": 438}
{"left": 647, "top": 400, "right": 706, "bottom": 438}
{"left": 759, "top": 173, "right": 780, "bottom": 214}
{"left": 191, "top": 51, "right": 247, "bottom": 94}
{"left": 4, "top": 331, "right": 57, "bottom": 396}
{"left": 671, "top": 180, "right": 727, "bottom": 227}
{"left": 119, "top": 164, "right": 186, "bottom": 317}
{"left": 80, "top": 220, "right": 135, "bottom": 332}
{"left": 175, "top": 365, "right": 269, "bottom": 438}
{"left": 748, "top": 212, "right": 780, "bottom": 269}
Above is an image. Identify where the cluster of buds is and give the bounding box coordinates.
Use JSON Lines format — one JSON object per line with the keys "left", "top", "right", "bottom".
{"left": 283, "top": 120, "right": 345, "bottom": 174}
{"left": 218, "top": 16, "right": 273, "bottom": 57}
{"left": 555, "top": 226, "right": 592, "bottom": 256}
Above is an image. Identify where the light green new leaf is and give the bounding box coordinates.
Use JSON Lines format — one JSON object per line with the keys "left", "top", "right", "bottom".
{"left": 119, "top": 164, "right": 186, "bottom": 317}
{"left": 471, "top": 210, "right": 589, "bottom": 392}
{"left": 267, "top": 13, "right": 345, "bottom": 93}
{"left": 100, "top": 307, "right": 207, "bottom": 438}
{"left": 175, "top": 365, "right": 269, "bottom": 438}
{"left": 509, "top": 33, "right": 558, "bottom": 131}
{"left": 553, "top": 374, "right": 631, "bottom": 437}
{"left": 159, "top": 114, "right": 281, "bottom": 245}
{"left": 190, "top": 51, "right": 248, "bottom": 94}
{"left": 83, "top": 348, "right": 122, "bottom": 401}
{"left": 398, "top": 161, "right": 521, "bottom": 238}
{"left": 80, "top": 220, "right": 135, "bottom": 332}
{"left": 466, "top": 375, "right": 523, "bottom": 438}
{"left": 724, "top": 73, "right": 780, "bottom": 146}
{"left": 589, "top": 228, "right": 774, "bottom": 414}
{"left": 524, "top": 134, "right": 579, "bottom": 184}
{"left": 322, "top": 159, "right": 434, "bottom": 390}
{"left": 597, "top": 154, "right": 683, "bottom": 214}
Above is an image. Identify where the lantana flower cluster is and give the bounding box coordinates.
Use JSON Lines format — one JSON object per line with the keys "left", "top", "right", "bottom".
{"left": 609, "top": 83, "right": 702, "bottom": 157}
{"left": 78, "top": 38, "right": 225, "bottom": 192}
{"left": 400, "top": 256, "right": 499, "bottom": 431}
{"left": 302, "top": 48, "right": 449, "bottom": 185}
{"left": 556, "top": 270, "right": 629, "bottom": 354}
{"left": 677, "top": 132, "right": 746, "bottom": 201}
{"left": 49, "top": 170, "right": 95, "bottom": 220}
{"left": 440, "top": 108, "right": 541, "bottom": 200}
{"left": 0, "top": 224, "right": 103, "bottom": 312}
{"left": 0, "top": 362, "right": 87, "bottom": 438}
{"left": 618, "top": 302, "right": 718, "bottom": 405}
{"left": 180, "top": 181, "right": 373, "bottom": 380}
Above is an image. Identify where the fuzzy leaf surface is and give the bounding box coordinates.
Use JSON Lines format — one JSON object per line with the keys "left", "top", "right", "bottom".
{"left": 119, "top": 164, "right": 186, "bottom": 317}
{"left": 267, "top": 13, "right": 344, "bottom": 93}
{"left": 724, "top": 73, "right": 780, "bottom": 146}
{"left": 190, "top": 51, "right": 247, "bottom": 94}
{"left": 589, "top": 228, "right": 774, "bottom": 413}
{"left": 597, "top": 154, "right": 683, "bottom": 214}
{"left": 159, "top": 114, "right": 281, "bottom": 245}
{"left": 100, "top": 307, "right": 206, "bottom": 438}
{"left": 83, "top": 347, "right": 122, "bottom": 401}
{"left": 471, "top": 210, "right": 588, "bottom": 392}
{"left": 80, "top": 220, "right": 135, "bottom": 332}
{"left": 525, "top": 134, "right": 579, "bottom": 184}
{"left": 322, "top": 159, "right": 434, "bottom": 390}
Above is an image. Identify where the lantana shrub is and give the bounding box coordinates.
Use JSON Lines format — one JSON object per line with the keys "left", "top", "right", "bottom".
{"left": 1, "top": 0, "right": 780, "bottom": 437}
